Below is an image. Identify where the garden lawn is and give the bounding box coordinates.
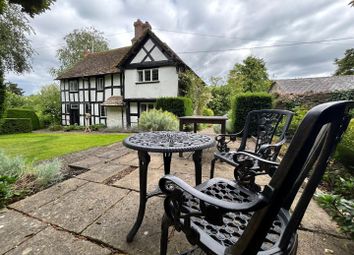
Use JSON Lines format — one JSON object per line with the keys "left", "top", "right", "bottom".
{"left": 0, "top": 133, "right": 129, "bottom": 162}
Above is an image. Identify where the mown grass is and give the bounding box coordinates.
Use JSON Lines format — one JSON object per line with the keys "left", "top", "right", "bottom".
{"left": 0, "top": 133, "right": 129, "bottom": 162}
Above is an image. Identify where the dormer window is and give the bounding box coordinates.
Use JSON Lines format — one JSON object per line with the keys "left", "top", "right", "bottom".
{"left": 137, "top": 69, "right": 159, "bottom": 83}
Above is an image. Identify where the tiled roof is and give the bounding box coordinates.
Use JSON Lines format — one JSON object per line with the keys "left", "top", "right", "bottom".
{"left": 102, "top": 96, "right": 124, "bottom": 107}
{"left": 271, "top": 75, "right": 354, "bottom": 95}
{"left": 56, "top": 47, "right": 131, "bottom": 79}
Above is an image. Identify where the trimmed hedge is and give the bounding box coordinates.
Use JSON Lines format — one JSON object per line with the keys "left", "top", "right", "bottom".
{"left": 0, "top": 118, "right": 32, "bottom": 134}
{"left": 336, "top": 119, "right": 354, "bottom": 171}
{"left": 231, "top": 92, "right": 273, "bottom": 133}
{"left": 6, "top": 109, "right": 40, "bottom": 130}
{"left": 156, "top": 97, "right": 193, "bottom": 117}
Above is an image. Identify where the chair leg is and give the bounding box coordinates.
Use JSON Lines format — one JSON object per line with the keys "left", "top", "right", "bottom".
{"left": 210, "top": 157, "right": 217, "bottom": 178}
{"left": 160, "top": 214, "right": 171, "bottom": 255}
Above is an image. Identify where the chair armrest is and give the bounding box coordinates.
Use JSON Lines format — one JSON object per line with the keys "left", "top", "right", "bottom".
{"left": 215, "top": 130, "right": 243, "bottom": 142}
{"left": 257, "top": 138, "right": 286, "bottom": 154}
{"left": 215, "top": 130, "right": 243, "bottom": 152}
{"left": 159, "top": 175, "right": 271, "bottom": 212}
{"left": 233, "top": 151, "right": 280, "bottom": 167}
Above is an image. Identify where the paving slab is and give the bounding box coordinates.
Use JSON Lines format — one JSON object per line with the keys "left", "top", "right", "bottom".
{"left": 82, "top": 191, "right": 191, "bottom": 255}
{"left": 297, "top": 230, "right": 353, "bottom": 255}
{"left": 96, "top": 147, "right": 130, "bottom": 160}
{"left": 9, "top": 178, "right": 88, "bottom": 214}
{"left": 111, "top": 152, "right": 165, "bottom": 169}
{"left": 0, "top": 209, "right": 47, "bottom": 254}
{"left": 5, "top": 226, "right": 111, "bottom": 255}
{"left": 30, "top": 183, "right": 129, "bottom": 233}
{"left": 76, "top": 164, "right": 131, "bottom": 183}
{"left": 69, "top": 156, "right": 105, "bottom": 170}
{"left": 294, "top": 191, "right": 344, "bottom": 237}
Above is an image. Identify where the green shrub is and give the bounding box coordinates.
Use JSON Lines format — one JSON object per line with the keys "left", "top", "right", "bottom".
{"left": 0, "top": 150, "right": 27, "bottom": 177}
{"left": 63, "top": 124, "right": 84, "bottom": 132}
{"left": 139, "top": 109, "right": 178, "bottom": 131}
{"left": 231, "top": 92, "right": 273, "bottom": 133}
{"left": 315, "top": 191, "right": 354, "bottom": 238}
{"left": 156, "top": 97, "right": 193, "bottom": 117}
{"left": 6, "top": 108, "right": 40, "bottom": 130}
{"left": 0, "top": 118, "right": 32, "bottom": 134}
{"left": 202, "top": 108, "right": 214, "bottom": 116}
{"left": 207, "top": 85, "right": 231, "bottom": 116}
{"left": 49, "top": 124, "right": 62, "bottom": 131}
{"left": 32, "top": 159, "right": 63, "bottom": 186}
{"left": 90, "top": 124, "right": 106, "bottom": 131}
{"left": 0, "top": 175, "right": 17, "bottom": 208}
{"left": 336, "top": 119, "right": 354, "bottom": 171}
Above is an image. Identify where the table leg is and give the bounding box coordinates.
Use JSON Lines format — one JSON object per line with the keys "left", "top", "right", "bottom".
{"left": 126, "top": 150, "right": 150, "bottom": 243}
{"left": 221, "top": 121, "right": 226, "bottom": 134}
{"left": 179, "top": 121, "right": 183, "bottom": 157}
{"left": 193, "top": 150, "right": 202, "bottom": 186}
{"left": 163, "top": 152, "right": 172, "bottom": 175}
{"left": 193, "top": 123, "right": 197, "bottom": 133}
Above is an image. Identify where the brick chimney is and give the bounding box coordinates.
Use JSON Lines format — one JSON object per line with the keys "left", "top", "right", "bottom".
{"left": 131, "top": 19, "right": 152, "bottom": 44}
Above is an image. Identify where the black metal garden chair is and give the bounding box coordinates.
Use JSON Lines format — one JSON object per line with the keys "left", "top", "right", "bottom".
{"left": 210, "top": 109, "right": 294, "bottom": 181}
{"left": 159, "top": 101, "right": 353, "bottom": 255}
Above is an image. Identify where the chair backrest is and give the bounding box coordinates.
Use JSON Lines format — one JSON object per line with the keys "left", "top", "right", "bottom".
{"left": 238, "top": 109, "right": 294, "bottom": 153}
{"left": 227, "top": 101, "right": 353, "bottom": 254}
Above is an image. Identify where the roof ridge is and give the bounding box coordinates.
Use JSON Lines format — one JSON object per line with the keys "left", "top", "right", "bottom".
{"left": 275, "top": 75, "right": 354, "bottom": 81}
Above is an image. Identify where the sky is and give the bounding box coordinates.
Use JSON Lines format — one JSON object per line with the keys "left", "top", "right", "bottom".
{"left": 5, "top": 0, "right": 354, "bottom": 95}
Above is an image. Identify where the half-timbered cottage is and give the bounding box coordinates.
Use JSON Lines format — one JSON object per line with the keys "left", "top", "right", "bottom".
{"left": 57, "top": 20, "right": 192, "bottom": 128}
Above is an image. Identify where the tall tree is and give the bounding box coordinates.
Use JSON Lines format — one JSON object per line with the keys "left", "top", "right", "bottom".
{"left": 227, "top": 56, "right": 272, "bottom": 93}
{"left": 0, "top": 0, "right": 55, "bottom": 119}
{"left": 37, "top": 83, "right": 61, "bottom": 125}
{"left": 334, "top": 48, "right": 354, "bottom": 76}
{"left": 5, "top": 82, "right": 24, "bottom": 95}
{"left": 50, "top": 27, "right": 109, "bottom": 77}
{"left": 180, "top": 70, "right": 211, "bottom": 115}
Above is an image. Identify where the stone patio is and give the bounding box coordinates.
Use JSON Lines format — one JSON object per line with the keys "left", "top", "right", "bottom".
{"left": 1, "top": 141, "right": 353, "bottom": 255}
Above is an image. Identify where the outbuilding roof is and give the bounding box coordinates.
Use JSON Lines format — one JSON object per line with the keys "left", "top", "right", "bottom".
{"left": 56, "top": 47, "right": 131, "bottom": 79}
{"left": 101, "top": 96, "right": 124, "bottom": 107}
{"left": 271, "top": 75, "right": 354, "bottom": 95}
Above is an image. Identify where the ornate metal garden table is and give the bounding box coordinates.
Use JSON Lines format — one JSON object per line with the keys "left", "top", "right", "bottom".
{"left": 123, "top": 131, "right": 215, "bottom": 242}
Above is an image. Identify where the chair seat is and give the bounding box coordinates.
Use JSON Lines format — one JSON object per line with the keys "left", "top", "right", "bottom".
{"left": 179, "top": 178, "right": 292, "bottom": 255}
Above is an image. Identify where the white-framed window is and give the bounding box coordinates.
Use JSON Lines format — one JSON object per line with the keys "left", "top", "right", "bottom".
{"left": 140, "top": 102, "right": 155, "bottom": 113}
{"left": 97, "top": 77, "right": 104, "bottom": 91}
{"left": 69, "top": 80, "right": 78, "bottom": 92}
{"left": 100, "top": 105, "right": 106, "bottom": 117}
{"left": 137, "top": 69, "right": 159, "bottom": 83}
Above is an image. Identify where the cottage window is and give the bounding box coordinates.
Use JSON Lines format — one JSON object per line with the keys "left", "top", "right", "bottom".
{"left": 100, "top": 105, "right": 106, "bottom": 117}
{"left": 137, "top": 70, "right": 143, "bottom": 82}
{"left": 140, "top": 103, "right": 155, "bottom": 113}
{"left": 69, "top": 80, "right": 78, "bottom": 92}
{"left": 136, "top": 69, "right": 159, "bottom": 83}
{"left": 85, "top": 103, "right": 91, "bottom": 113}
{"left": 97, "top": 77, "right": 104, "bottom": 91}
{"left": 152, "top": 69, "right": 159, "bottom": 81}
{"left": 144, "top": 70, "right": 151, "bottom": 81}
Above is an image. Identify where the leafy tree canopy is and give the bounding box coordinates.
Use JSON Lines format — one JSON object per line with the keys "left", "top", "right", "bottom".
{"left": 0, "top": 0, "right": 55, "bottom": 119}
{"left": 5, "top": 82, "right": 24, "bottom": 95}
{"left": 227, "top": 56, "right": 272, "bottom": 93}
{"left": 334, "top": 48, "right": 354, "bottom": 76}
{"left": 50, "top": 27, "right": 109, "bottom": 77}
{"left": 179, "top": 70, "right": 211, "bottom": 115}
{"left": 0, "top": 0, "right": 55, "bottom": 17}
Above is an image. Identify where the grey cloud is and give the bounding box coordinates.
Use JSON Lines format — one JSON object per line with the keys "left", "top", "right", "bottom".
{"left": 5, "top": 0, "right": 354, "bottom": 94}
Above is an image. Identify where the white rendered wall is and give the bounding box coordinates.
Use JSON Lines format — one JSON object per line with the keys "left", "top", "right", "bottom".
{"left": 106, "top": 107, "right": 125, "bottom": 128}
{"left": 124, "top": 66, "right": 178, "bottom": 99}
